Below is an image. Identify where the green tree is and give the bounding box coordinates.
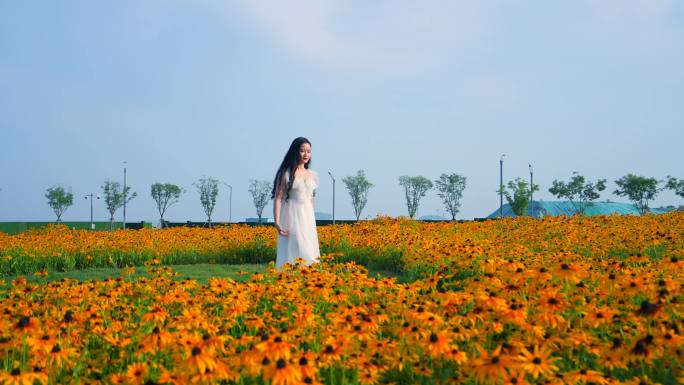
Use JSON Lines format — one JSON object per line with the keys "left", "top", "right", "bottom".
{"left": 45, "top": 186, "right": 74, "bottom": 222}
{"left": 151, "top": 183, "right": 185, "bottom": 228}
{"left": 399, "top": 175, "right": 433, "bottom": 219}
{"left": 193, "top": 177, "right": 219, "bottom": 228}
{"left": 498, "top": 178, "right": 539, "bottom": 217}
{"left": 548, "top": 173, "right": 606, "bottom": 215}
{"left": 666, "top": 176, "right": 684, "bottom": 204}
{"left": 101, "top": 180, "right": 137, "bottom": 230}
{"left": 613, "top": 174, "right": 664, "bottom": 215}
{"left": 249, "top": 180, "right": 272, "bottom": 224}
{"left": 342, "top": 170, "right": 374, "bottom": 220}
{"left": 434, "top": 173, "right": 466, "bottom": 220}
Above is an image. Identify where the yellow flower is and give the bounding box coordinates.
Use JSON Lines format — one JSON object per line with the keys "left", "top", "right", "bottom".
{"left": 516, "top": 346, "right": 560, "bottom": 379}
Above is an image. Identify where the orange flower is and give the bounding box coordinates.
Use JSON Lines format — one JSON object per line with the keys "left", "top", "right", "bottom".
{"left": 471, "top": 345, "right": 514, "bottom": 383}
{"left": 263, "top": 358, "right": 301, "bottom": 385}
{"left": 125, "top": 362, "right": 148, "bottom": 385}
{"left": 424, "top": 331, "right": 452, "bottom": 357}
{"left": 565, "top": 368, "right": 608, "bottom": 385}
{"left": 516, "top": 346, "right": 560, "bottom": 379}
{"left": 0, "top": 367, "right": 36, "bottom": 385}
{"left": 184, "top": 345, "right": 218, "bottom": 374}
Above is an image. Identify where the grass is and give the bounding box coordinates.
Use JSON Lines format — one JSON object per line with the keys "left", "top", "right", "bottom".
{"left": 0, "top": 263, "right": 402, "bottom": 286}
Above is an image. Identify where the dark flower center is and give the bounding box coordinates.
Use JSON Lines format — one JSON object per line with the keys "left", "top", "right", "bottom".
{"left": 17, "top": 316, "right": 30, "bottom": 329}
{"left": 191, "top": 347, "right": 201, "bottom": 356}
{"left": 633, "top": 340, "right": 648, "bottom": 355}
{"left": 63, "top": 310, "right": 74, "bottom": 323}
{"left": 612, "top": 337, "right": 622, "bottom": 348}
{"left": 276, "top": 358, "right": 286, "bottom": 369}
{"left": 532, "top": 357, "right": 542, "bottom": 364}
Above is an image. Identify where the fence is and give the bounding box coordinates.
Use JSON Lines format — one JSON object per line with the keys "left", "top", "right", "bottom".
{"left": 0, "top": 221, "right": 152, "bottom": 235}
{"left": 0, "top": 218, "right": 494, "bottom": 234}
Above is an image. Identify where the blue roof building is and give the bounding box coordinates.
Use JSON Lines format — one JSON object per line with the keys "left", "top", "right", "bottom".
{"left": 486, "top": 201, "right": 672, "bottom": 218}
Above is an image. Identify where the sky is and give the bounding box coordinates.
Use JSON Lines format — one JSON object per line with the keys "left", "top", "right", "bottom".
{"left": 1, "top": 0, "right": 683, "bottom": 223}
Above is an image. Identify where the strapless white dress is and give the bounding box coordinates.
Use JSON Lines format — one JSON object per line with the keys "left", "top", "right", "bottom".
{"left": 275, "top": 170, "right": 321, "bottom": 268}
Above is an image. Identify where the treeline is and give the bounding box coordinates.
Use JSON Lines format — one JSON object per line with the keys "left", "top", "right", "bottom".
{"left": 41, "top": 173, "right": 684, "bottom": 227}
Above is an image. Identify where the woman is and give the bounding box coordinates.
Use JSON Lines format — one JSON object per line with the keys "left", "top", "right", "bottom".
{"left": 271, "top": 137, "right": 321, "bottom": 268}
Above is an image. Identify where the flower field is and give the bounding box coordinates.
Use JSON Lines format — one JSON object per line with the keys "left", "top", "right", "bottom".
{"left": 0, "top": 213, "right": 682, "bottom": 384}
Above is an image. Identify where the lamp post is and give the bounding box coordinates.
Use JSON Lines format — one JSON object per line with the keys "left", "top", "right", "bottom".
{"left": 327, "top": 171, "right": 335, "bottom": 225}
{"left": 219, "top": 181, "right": 233, "bottom": 223}
{"left": 499, "top": 154, "right": 505, "bottom": 218}
{"left": 529, "top": 164, "right": 534, "bottom": 202}
{"left": 123, "top": 161, "right": 127, "bottom": 230}
{"left": 85, "top": 193, "right": 101, "bottom": 230}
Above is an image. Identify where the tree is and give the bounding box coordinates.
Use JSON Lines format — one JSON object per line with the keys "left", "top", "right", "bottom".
{"left": 499, "top": 178, "right": 539, "bottom": 217}
{"left": 548, "top": 173, "right": 606, "bottom": 215}
{"left": 151, "top": 183, "right": 184, "bottom": 228}
{"left": 613, "top": 174, "right": 663, "bottom": 215}
{"left": 342, "top": 170, "right": 374, "bottom": 220}
{"left": 101, "top": 180, "right": 137, "bottom": 230}
{"left": 434, "top": 173, "right": 466, "bottom": 220}
{"left": 193, "top": 177, "right": 219, "bottom": 228}
{"left": 45, "top": 186, "right": 74, "bottom": 222}
{"left": 666, "top": 176, "right": 684, "bottom": 203}
{"left": 249, "top": 180, "right": 272, "bottom": 224}
{"left": 399, "top": 175, "right": 433, "bottom": 219}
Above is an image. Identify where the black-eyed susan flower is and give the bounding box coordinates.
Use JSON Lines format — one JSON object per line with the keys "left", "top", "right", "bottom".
{"left": 516, "top": 346, "right": 559, "bottom": 379}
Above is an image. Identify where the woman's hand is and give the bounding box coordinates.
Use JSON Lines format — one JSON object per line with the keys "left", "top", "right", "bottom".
{"left": 276, "top": 223, "right": 289, "bottom": 237}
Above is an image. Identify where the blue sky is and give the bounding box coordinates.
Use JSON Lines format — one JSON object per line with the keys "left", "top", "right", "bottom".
{"left": 1, "top": 0, "right": 683, "bottom": 223}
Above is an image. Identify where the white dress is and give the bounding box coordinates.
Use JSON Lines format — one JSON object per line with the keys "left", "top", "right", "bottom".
{"left": 275, "top": 169, "right": 321, "bottom": 268}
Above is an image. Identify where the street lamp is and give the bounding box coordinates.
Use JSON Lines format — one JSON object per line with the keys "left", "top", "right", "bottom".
{"left": 327, "top": 171, "right": 335, "bottom": 225}
{"left": 499, "top": 154, "right": 506, "bottom": 218}
{"left": 219, "top": 181, "right": 233, "bottom": 223}
{"left": 123, "top": 161, "right": 127, "bottom": 230}
{"left": 85, "top": 193, "right": 101, "bottom": 230}
{"left": 529, "top": 164, "right": 534, "bottom": 202}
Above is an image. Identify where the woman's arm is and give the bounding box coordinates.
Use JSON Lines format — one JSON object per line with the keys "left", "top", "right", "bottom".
{"left": 310, "top": 170, "right": 318, "bottom": 208}
{"left": 274, "top": 195, "right": 282, "bottom": 227}
{"left": 274, "top": 172, "right": 288, "bottom": 236}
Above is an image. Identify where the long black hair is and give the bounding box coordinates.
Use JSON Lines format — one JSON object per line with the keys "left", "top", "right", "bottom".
{"left": 271, "top": 137, "right": 312, "bottom": 201}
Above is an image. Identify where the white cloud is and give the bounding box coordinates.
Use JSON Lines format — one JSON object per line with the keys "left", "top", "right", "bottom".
{"left": 226, "top": 0, "right": 498, "bottom": 72}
